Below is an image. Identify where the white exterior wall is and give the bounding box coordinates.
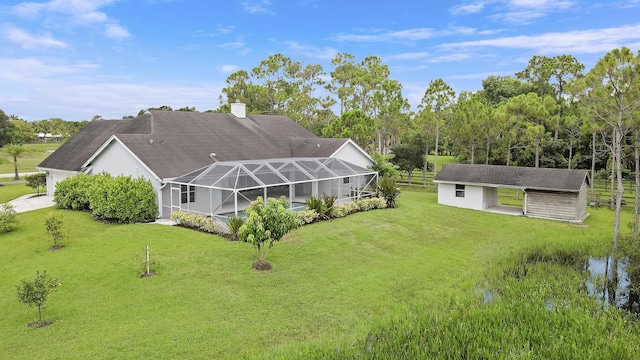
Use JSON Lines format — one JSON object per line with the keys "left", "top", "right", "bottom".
{"left": 88, "top": 140, "right": 162, "bottom": 210}
{"left": 331, "top": 142, "right": 372, "bottom": 169}
{"left": 483, "top": 187, "right": 498, "bottom": 209}
{"left": 437, "top": 183, "right": 490, "bottom": 210}
{"left": 44, "top": 169, "right": 79, "bottom": 196}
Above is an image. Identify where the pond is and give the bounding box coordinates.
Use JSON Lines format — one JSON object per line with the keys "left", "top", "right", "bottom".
{"left": 585, "top": 256, "right": 640, "bottom": 314}
{"left": 483, "top": 250, "right": 640, "bottom": 315}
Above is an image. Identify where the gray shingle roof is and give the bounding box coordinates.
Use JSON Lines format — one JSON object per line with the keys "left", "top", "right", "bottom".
{"left": 433, "top": 164, "right": 588, "bottom": 192}
{"left": 38, "top": 111, "right": 324, "bottom": 179}
{"left": 290, "top": 138, "right": 349, "bottom": 157}
{"left": 38, "top": 117, "right": 151, "bottom": 172}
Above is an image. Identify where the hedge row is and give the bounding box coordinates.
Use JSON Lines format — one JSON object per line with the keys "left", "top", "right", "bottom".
{"left": 54, "top": 173, "right": 157, "bottom": 224}
{"left": 169, "top": 211, "right": 228, "bottom": 235}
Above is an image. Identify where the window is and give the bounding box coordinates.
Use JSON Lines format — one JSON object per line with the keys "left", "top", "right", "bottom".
{"left": 455, "top": 184, "right": 465, "bottom": 198}
{"left": 343, "top": 177, "right": 350, "bottom": 184}
{"left": 181, "top": 185, "right": 196, "bottom": 203}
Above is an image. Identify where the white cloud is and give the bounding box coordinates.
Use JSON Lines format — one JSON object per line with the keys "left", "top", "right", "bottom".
{"left": 2, "top": 24, "right": 68, "bottom": 49}
{"left": 282, "top": 41, "right": 338, "bottom": 60}
{"left": 384, "top": 52, "right": 431, "bottom": 61}
{"left": 217, "top": 65, "right": 240, "bottom": 73}
{"left": 216, "top": 25, "right": 235, "bottom": 34}
{"left": 105, "top": 23, "right": 130, "bottom": 39}
{"left": 440, "top": 24, "right": 640, "bottom": 54}
{"left": 0, "top": 57, "right": 99, "bottom": 80}
{"left": 451, "top": 0, "right": 577, "bottom": 24}
{"left": 10, "top": 0, "right": 128, "bottom": 38}
{"left": 217, "top": 41, "right": 245, "bottom": 49}
{"left": 426, "top": 53, "right": 475, "bottom": 63}
{"left": 241, "top": 1, "right": 275, "bottom": 15}
{"left": 450, "top": 2, "right": 486, "bottom": 15}
{"left": 332, "top": 28, "right": 436, "bottom": 43}
{"left": 0, "top": 57, "right": 221, "bottom": 120}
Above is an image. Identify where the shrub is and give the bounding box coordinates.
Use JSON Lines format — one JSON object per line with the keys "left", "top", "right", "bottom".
{"left": 321, "top": 194, "right": 336, "bottom": 215}
{"left": 170, "top": 211, "right": 226, "bottom": 235}
{"left": 296, "top": 209, "right": 319, "bottom": 226}
{"left": 0, "top": 203, "right": 19, "bottom": 233}
{"left": 327, "top": 197, "right": 386, "bottom": 219}
{"left": 16, "top": 271, "right": 60, "bottom": 325}
{"left": 306, "top": 196, "right": 327, "bottom": 218}
{"left": 89, "top": 175, "right": 157, "bottom": 223}
{"left": 44, "top": 212, "right": 68, "bottom": 247}
{"left": 306, "top": 194, "right": 336, "bottom": 220}
{"left": 359, "top": 197, "right": 387, "bottom": 211}
{"left": 377, "top": 176, "right": 401, "bottom": 208}
{"left": 329, "top": 205, "right": 348, "bottom": 218}
{"left": 227, "top": 216, "right": 245, "bottom": 240}
{"left": 25, "top": 173, "right": 46, "bottom": 195}
{"left": 53, "top": 173, "right": 95, "bottom": 210}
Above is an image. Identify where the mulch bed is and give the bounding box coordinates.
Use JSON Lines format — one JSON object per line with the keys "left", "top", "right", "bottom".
{"left": 252, "top": 261, "right": 272, "bottom": 271}
{"left": 49, "top": 244, "right": 65, "bottom": 251}
{"left": 140, "top": 271, "right": 156, "bottom": 278}
{"left": 28, "top": 320, "right": 54, "bottom": 328}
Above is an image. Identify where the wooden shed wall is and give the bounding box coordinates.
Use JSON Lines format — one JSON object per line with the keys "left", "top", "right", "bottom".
{"left": 526, "top": 190, "right": 579, "bottom": 221}
{"left": 576, "top": 182, "right": 588, "bottom": 220}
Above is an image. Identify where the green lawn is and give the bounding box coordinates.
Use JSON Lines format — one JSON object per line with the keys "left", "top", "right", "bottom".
{"left": 0, "top": 183, "right": 35, "bottom": 203}
{"left": 0, "top": 142, "right": 61, "bottom": 176}
{"left": 0, "top": 191, "right": 637, "bottom": 359}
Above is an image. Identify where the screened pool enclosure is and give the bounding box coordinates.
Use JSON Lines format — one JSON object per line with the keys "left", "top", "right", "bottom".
{"left": 163, "top": 157, "right": 378, "bottom": 221}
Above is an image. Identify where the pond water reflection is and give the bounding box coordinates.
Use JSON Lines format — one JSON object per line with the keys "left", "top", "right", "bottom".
{"left": 585, "top": 257, "right": 639, "bottom": 314}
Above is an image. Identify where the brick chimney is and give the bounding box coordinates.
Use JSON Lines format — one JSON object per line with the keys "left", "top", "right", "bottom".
{"left": 230, "top": 101, "right": 246, "bottom": 118}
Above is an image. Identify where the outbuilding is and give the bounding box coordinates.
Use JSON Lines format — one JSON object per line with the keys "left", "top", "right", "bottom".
{"left": 433, "top": 164, "right": 589, "bottom": 223}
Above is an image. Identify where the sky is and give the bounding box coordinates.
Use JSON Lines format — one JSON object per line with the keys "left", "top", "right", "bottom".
{"left": 1, "top": 0, "right": 640, "bottom": 121}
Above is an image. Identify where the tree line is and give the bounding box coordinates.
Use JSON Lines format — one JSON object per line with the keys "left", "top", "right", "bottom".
{"left": 0, "top": 111, "right": 88, "bottom": 146}
{"left": 212, "top": 48, "right": 639, "bottom": 263}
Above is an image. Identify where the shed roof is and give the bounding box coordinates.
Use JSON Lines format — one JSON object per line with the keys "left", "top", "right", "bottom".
{"left": 38, "top": 111, "right": 349, "bottom": 179}
{"left": 433, "top": 164, "right": 588, "bottom": 192}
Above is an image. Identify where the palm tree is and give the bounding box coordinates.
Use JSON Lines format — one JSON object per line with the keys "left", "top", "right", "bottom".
{"left": 3, "top": 144, "right": 26, "bottom": 180}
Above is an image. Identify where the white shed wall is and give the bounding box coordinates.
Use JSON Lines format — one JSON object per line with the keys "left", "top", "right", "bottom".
{"left": 437, "top": 183, "right": 487, "bottom": 210}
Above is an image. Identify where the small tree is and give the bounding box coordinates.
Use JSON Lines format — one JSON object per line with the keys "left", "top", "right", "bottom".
{"left": 238, "top": 196, "right": 297, "bottom": 270}
{"left": 16, "top": 271, "right": 59, "bottom": 326}
{"left": 134, "top": 245, "right": 157, "bottom": 278}
{"left": 0, "top": 203, "right": 19, "bottom": 232}
{"left": 25, "top": 173, "right": 47, "bottom": 195}
{"left": 369, "top": 151, "right": 399, "bottom": 178}
{"left": 45, "top": 212, "right": 68, "bottom": 249}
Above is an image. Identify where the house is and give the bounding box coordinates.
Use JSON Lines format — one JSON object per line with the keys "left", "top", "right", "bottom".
{"left": 433, "top": 164, "right": 589, "bottom": 223}
{"left": 37, "top": 103, "right": 376, "bottom": 219}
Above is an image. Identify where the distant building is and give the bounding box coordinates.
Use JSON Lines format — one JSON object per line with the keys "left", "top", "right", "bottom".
{"left": 433, "top": 164, "right": 589, "bottom": 223}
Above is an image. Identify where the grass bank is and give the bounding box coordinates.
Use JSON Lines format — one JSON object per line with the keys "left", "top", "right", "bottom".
{"left": 0, "top": 191, "right": 637, "bottom": 359}
{"left": 0, "top": 183, "right": 35, "bottom": 203}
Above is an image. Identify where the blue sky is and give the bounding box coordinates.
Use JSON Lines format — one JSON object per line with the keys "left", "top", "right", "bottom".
{"left": 1, "top": 0, "right": 640, "bottom": 121}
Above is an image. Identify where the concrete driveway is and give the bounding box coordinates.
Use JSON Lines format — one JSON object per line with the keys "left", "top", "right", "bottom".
{"left": 7, "top": 194, "right": 55, "bottom": 213}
